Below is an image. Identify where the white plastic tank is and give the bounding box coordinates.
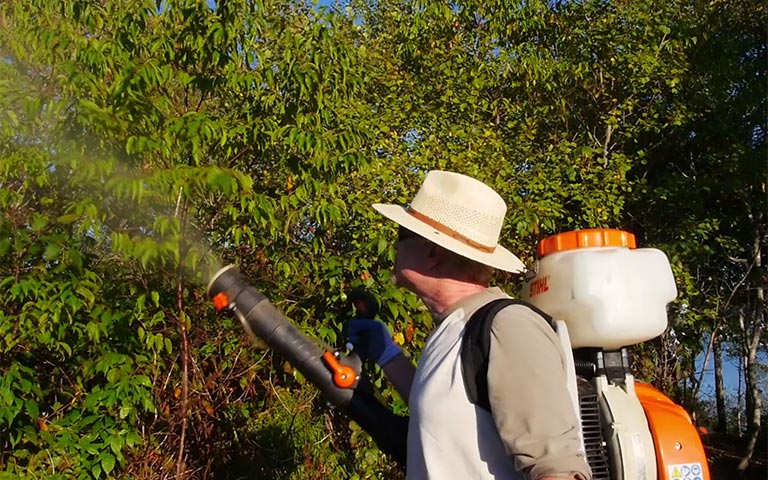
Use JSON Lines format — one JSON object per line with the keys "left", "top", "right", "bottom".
{"left": 521, "top": 229, "right": 677, "bottom": 350}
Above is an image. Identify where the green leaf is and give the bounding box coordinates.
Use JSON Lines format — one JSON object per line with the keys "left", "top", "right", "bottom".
{"left": 119, "top": 405, "right": 131, "bottom": 419}
{"left": 109, "top": 435, "right": 123, "bottom": 454}
{"left": 44, "top": 243, "right": 60, "bottom": 260}
{"left": 5, "top": 110, "right": 19, "bottom": 127}
{"left": 134, "top": 375, "right": 152, "bottom": 387}
{"left": 377, "top": 237, "right": 387, "bottom": 255}
{"left": 101, "top": 453, "right": 116, "bottom": 474}
{"left": 25, "top": 400, "right": 39, "bottom": 420}
{"left": 31, "top": 214, "right": 49, "bottom": 231}
{"left": 57, "top": 214, "right": 80, "bottom": 224}
{"left": 125, "top": 430, "right": 140, "bottom": 449}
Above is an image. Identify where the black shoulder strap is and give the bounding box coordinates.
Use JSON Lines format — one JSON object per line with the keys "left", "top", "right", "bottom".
{"left": 460, "top": 298, "right": 555, "bottom": 411}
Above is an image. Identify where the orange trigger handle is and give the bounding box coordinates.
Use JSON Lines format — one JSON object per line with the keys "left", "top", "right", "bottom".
{"left": 322, "top": 351, "right": 357, "bottom": 389}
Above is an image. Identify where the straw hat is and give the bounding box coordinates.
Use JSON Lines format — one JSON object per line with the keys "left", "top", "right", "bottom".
{"left": 373, "top": 171, "right": 526, "bottom": 273}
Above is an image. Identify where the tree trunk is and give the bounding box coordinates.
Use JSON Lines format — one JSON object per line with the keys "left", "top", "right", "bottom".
{"left": 736, "top": 354, "right": 743, "bottom": 434}
{"left": 692, "top": 325, "right": 718, "bottom": 412}
{"left": 737, "top": 234, "right": 765, "bottom": 472}
{"left": 713, "top": 334, "right": 727, "bottom": 433}
{"left": 737, "top": 309, "right": 763, "bottom": 471}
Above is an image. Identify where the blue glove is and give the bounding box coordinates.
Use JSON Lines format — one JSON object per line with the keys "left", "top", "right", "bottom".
{"left": 346, "top": 317, "right": 402, "bottom": 367}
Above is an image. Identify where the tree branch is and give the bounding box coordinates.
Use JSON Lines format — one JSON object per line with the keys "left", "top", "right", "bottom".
{"left": 692, "top": 257, "right": 756, "bottom": 403}
{"left": 175, "top": 195, "right": 191, "bottom": 480}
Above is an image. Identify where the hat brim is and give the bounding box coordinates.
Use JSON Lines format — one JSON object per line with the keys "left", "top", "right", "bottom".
{"left": 372, "top": 203, "right": 526, "bottom": 273}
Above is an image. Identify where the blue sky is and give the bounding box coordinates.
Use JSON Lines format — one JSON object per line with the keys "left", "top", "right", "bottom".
{"left": 697, "top": 346, "right": 767, "bottom": 397}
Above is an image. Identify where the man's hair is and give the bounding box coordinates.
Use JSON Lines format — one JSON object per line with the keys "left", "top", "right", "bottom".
{"left": 439, "top": 246, "right": 494, "bottom": 285}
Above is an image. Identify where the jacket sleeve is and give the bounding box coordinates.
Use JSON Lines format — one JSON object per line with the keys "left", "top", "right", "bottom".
{"left": 486, "top": 304, "right": 592, "bottom": 480}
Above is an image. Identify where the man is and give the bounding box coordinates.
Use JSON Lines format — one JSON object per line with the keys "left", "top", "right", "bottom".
{"left": 347, "top": 171, "right": 591, "bottom": 480}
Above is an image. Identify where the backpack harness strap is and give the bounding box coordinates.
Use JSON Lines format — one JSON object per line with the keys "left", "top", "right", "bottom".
{"left": 460, "top": 297, "right": 556, "bottom": 411}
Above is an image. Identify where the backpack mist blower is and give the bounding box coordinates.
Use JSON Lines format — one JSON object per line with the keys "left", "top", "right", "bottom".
{"left": 518, "top": 229, "right": 710, "bottom": 480}
{"left": 207, "top": 228, "right": 710, "bottom": 480}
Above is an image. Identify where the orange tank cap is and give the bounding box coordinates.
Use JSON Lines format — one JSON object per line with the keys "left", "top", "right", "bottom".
{"left": 538, "top": 229, "right": 637, "bottom": 257}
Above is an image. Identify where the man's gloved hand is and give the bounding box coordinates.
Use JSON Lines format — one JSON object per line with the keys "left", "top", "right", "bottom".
{"left": 346, "top": 318, "right": 402, "bottom": 367}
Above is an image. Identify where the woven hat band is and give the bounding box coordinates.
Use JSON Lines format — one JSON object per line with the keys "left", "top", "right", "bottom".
{"left": 407, "top": 206, "right": 496, "bottom": 253}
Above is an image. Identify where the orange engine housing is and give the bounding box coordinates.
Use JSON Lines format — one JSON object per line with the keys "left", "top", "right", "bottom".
{"left": 635, "top": 382, "right": 711, "bottom": 480}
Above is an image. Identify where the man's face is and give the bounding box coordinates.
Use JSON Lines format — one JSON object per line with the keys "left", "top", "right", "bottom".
{"left": 392, "top": 226, "right": 427, "bottom": 291}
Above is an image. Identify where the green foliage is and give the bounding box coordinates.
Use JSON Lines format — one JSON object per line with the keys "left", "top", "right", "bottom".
{"left": 0, "top": 142, "right": 156, "bottom": 478}
{"left": 625, "top": 0, "right": 766, "bottom": 403}
{"left": 0, "top": 0, "right": 764, "bottom": 477}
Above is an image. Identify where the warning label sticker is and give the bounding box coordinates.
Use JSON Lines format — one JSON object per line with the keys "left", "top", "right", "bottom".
{"left": 668, "top": 462, "right": 703, "bottom": 480}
